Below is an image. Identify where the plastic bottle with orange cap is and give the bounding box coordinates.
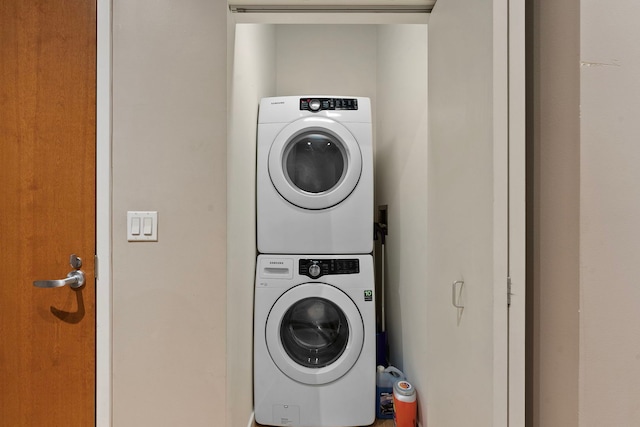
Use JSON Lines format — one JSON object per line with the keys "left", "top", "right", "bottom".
{"left": 393, "top": 379, "right": 417, "bottom": 427}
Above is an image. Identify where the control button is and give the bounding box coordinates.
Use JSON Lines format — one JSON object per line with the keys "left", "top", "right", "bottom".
{"left": 309, "top": 99, "right": 321, "bottom": 111}
{"left": 309, "top": 264, "right": 321, "bottom": 277}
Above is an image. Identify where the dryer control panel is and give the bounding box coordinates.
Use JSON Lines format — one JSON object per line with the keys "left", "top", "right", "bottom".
{"left": 300, "top": 97, "right": 359, "bottom": 112}
{"left": 299, "top": 258, "right": 360, "bottom": 279}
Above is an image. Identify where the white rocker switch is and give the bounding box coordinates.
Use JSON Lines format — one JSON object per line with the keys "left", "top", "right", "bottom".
{"left": 142, "top": 217, "right": 152, "bottom": 235}
{"left": 131, "top": 217, "right": 141, "bottom": 235}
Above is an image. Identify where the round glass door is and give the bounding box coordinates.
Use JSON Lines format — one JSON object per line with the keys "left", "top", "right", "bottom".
{"left": 268, "top": 117, "right": 362, "bottom": 210}
{"left": 283, "top": 132, "right": 346, "bottom": 195}
{"left": 280, "top": 297, "right": 349, "bottom": 368}
{"left": 266, "top": 283, "right": 364, "bottom": 385}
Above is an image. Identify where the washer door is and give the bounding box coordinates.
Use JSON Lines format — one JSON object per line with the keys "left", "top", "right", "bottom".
{"left": 268, "top": 117, "right": 362, "bottom": 210}
{"left": 266, "top": 283, "right": 364, "bottom": 385}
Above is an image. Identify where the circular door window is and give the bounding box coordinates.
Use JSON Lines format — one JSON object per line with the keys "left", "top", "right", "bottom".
{"left": 266, "top": 283, "right": 364, "bottom": 385}
{"left": 280, "top": 297, "right": 349, "bottom": 368}
{"left": 283, "top": 132, "right": 346, "bottom": 195}
{"left": 268, "top": 117, "right": 362, "bottom": 210}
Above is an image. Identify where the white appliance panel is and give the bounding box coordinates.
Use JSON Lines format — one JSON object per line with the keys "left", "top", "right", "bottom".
{"left": 257, "top": 96, "right": 373, "bottom": 254}
{"left": 254, "top": 254, "right": 376, "bottom": 427}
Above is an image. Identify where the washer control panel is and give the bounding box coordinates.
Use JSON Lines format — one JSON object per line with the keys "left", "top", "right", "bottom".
{"left": 300, "top": 97, "right": 358, "bottom": 112}
{"left": 299, "top": 258, "right": 360, "bottom": 279}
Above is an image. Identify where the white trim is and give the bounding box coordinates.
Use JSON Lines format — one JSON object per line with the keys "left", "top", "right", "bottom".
{"left": 231, "top": 12, "right": 429, "bottom": 24}
{"left": 96, "top": 0, "right": 112, "bottom": 425}
{"left": 246, "top": 411, "right": 255, "bottom": 427}
{"left": 492, "top": 0, "right": 510, "bottom": 425}
{"left": 230, "top": 5, "right": 433, "bottom": 13}
{"left": 508, "top": 0, "right": 526, "bottom": 425}
{"left": 228, "top": 0, "right": 436, "bottom": 13}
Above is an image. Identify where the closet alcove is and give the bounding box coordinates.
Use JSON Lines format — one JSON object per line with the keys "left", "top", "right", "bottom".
{"left": 226, "top": 1, "right": 525, "bottom": 426}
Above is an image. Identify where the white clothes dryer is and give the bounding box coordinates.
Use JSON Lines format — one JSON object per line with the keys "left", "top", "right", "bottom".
{"left": 254, "top": 254, "right": 376, "bottom": 427}
{"left": 257, "top": 96, "right": 373, "bottom": 254}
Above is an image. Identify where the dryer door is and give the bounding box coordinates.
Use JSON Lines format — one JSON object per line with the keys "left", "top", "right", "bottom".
{"left": 266, "top": 283, "right": 364, "bottom": 385}
{"left": 268, "top": 117, "right": 362, "bottom": 210}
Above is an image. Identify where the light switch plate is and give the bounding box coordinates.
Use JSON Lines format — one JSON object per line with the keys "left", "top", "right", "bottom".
{"left": 127, "top": 211, "right": 158, "bottom": 241}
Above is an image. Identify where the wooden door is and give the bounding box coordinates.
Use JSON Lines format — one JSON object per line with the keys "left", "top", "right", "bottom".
{"left": 0, "top": 1, "right": 97, "bottom": 425}
{"left": 425, "top": 0, "right": 517, "bottom": 425}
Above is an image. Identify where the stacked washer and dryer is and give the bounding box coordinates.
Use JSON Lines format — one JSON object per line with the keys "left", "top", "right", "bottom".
{"left": 255, "top": 96, "right": 376, "bottom": 427}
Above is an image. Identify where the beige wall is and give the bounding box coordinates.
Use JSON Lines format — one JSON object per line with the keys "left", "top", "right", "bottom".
{"left": 579, "top": 1, "right": 640, "bottom": 424}
{"left": 532, "top": 0, "right": 640, "bottom": 426}
{"left": 109, "top": 1, "right": 640, "bottom": 424}
{"left": 112, "top": 0, "right": 227, "bottom": 425}
{"left": 375, "top": 22, "right": 428, "bottom": 417}
{"left": 227, "top": 23, "right": 277, "bottom": 427}
{"left": 275, "top": 25, "right": 378, "bottom": 97}
{"left": 530, "top": 0, "right": 580, "bottom": 425}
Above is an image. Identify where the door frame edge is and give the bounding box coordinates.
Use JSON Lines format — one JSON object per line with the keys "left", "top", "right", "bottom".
{"left": 507, "top": 0, "right": 527, "bottom": 425}
{"left": 96, "top": 0, "right": 112, "bottom": 425}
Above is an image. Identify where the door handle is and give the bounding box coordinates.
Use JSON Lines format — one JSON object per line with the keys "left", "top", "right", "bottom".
{"left": 452, "top": 280, "right": 464, "bottom": 308}
{"left": 33, "top": 270, "right": 85, "bottom": 289}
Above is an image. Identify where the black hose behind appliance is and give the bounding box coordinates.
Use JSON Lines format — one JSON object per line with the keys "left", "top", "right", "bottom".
{"left": 374, "top": 210, "right": 388, "bottom": 366}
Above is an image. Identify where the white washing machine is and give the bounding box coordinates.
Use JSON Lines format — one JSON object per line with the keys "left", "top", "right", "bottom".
{"left": 254, "top": 254, "right": 376, "bottom": 427}
{"left": 257, "top": 96, "right": 373, "bottom": 254}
